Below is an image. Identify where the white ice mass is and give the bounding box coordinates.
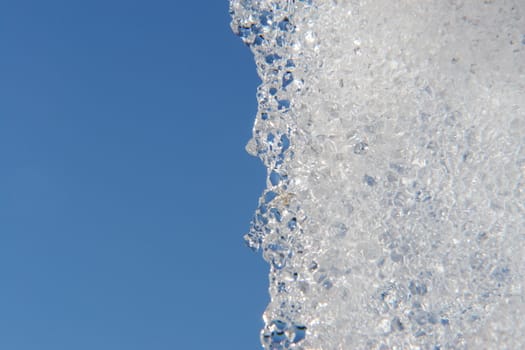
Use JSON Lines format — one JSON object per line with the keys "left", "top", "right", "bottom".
{"left": 230, "top": 1, "right": 525, "bottom": 349}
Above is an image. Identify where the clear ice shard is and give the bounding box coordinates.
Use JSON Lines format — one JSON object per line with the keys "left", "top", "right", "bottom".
{"left": 230, "top": 0, "right": 525, "bottom": 349}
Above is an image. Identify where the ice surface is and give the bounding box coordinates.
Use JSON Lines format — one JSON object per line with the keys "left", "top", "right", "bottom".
{"left": 230, "top": 0, "right": 525, "bottom": 349}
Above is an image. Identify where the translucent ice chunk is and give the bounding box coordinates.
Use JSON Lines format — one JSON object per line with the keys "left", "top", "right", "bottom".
{"left": 231, "top": 0, "right": 525, "bottom": 348}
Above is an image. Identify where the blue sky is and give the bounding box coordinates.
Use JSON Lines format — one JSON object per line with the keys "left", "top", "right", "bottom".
{"left": 0, "top": 1, "right": 269, "bottom": 349}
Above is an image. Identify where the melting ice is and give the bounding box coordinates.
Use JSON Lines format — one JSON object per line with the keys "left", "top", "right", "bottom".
{"left": 230, "top": 0, "right": 525, "bottom": 349}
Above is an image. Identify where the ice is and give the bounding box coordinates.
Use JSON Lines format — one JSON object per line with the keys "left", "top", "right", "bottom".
{"left": 230, "top": 0, "right": 525, "bottom": 349}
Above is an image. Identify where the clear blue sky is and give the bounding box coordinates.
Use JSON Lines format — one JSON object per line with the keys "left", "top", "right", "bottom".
{"left": 0, "top": 1, "right": 269, "bottom": 349}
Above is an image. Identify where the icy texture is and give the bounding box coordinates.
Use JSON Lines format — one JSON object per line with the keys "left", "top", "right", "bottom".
{"left": 230, "top": 0, "right": 525, "bottom": 349}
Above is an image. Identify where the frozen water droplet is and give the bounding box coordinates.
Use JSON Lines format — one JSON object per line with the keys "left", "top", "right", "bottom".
{"left": 353, "top": 141, "right": 368, "bottom": 154}
{"left": 391, "top": 317, "right": 404, "bottom": 331}
{"left": 265, "top": 53, "right": 281, "bottom": 64}
{"left": 245, "top": 138, "right": 258, "bottom": 157}
{"left": 364, "top": 174, "right": 376, "bottom": 186}
{"left": 282, "top": 72, "right": 294, "bottom": 89}
{"left": 287, "top": 217, "right": 297, "bottom": 230}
